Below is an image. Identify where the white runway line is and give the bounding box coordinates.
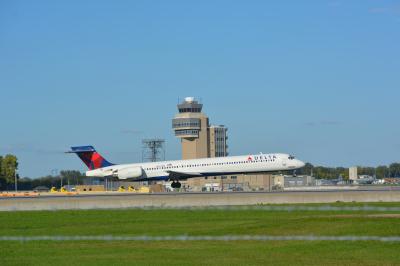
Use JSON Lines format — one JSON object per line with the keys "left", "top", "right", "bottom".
{"left": 1, "top": 235, "right": 400, "bottom": 242}
{"left": 126, "top": 205, "right": 400, "bottom": 212}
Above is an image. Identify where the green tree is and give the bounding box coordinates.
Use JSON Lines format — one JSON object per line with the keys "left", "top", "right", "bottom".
{"left": 376, "top": 165, "right": 389, "bottom": 179}
{"left": 30, "top": 175, "right": 56, "bottom": 188}
{"left": 389, "top": 163, "right": 400, "bottom": 177}
{"left": 0, "top": 155, "right": 4, "bottom": 189}
{"left": 358, "top": 167, "right": 375, "bottom": 177}
{"left": 336, "top": 167, "right": 349, "bottom": 180}
{"left": 313, "top": 166, "right": 337, "bottom": 179}
{"left": 298, "top": 163, "right": 314, "bottom": 176}
{"left": 0, "top": 155, "right": 18, "bottom": 184}
{"left": 60, "top": 170, "right": 85, "bottom": 185}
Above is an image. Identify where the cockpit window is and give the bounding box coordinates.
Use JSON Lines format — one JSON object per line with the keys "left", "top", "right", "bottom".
{"left": 288, "top": 155, "right": 295, "bottom": 160}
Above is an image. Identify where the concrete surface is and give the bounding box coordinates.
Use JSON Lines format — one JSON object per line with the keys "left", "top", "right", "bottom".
{"left": 1, "top": 190, "right": 400, "bottom": 211}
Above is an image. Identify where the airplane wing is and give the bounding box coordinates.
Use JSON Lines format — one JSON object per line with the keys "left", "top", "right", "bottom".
{"left": 165, "top": 170, "right": 203, "bottom": 180}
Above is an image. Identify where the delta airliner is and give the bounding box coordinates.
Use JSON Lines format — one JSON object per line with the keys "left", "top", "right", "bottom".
{"left": 68, "top": 146, "right": 305, "bottom": 188}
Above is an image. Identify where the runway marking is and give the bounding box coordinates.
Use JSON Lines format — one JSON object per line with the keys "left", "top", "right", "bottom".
{"left": 104, "top": 205, "right": 400, "bottom": 212}
{"left": 2, "top": 188, "right": 400, "bottom": 200}
{"left": 2, "top": 205, "right": 400, "bottom": 212}
{"left": 1, "top": 235, "right": 400, "bottom": 242}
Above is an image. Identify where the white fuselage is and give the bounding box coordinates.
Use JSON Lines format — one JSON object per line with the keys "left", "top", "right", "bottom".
{"left": 86, "top": 153, "right": 305, "bottom": 181}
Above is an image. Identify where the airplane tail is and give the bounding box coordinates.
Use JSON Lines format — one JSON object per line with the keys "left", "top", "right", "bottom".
{"left": 67, "top": 146, "right": 114, "bottom": 170}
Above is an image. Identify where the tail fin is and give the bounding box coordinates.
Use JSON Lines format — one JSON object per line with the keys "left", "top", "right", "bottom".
{"left": 67, "top": 146, "right": 114, "bottom": 170}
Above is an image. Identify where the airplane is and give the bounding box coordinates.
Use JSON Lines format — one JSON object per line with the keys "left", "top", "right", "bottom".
{"left": 67, "top": 146, "right": 305, "bottom": 188}
{"left": 354, "top": 175, "right": 376, "bottom": 185}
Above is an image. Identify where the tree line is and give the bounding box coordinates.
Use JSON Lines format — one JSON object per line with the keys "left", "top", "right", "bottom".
{"left": 1, "top": 154, "right": 400, "bottom": 191}
{"left": 16, "top": 170, "right": 86, "bottom": 190}
{"left": 0, "top": 154, "right": 85, "bottom": 190}
{"left": 296, "top": 162, "right": 400, "bottom": 179}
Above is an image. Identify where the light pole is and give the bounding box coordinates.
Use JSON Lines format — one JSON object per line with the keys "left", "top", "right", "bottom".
{"left": 269, "top": 175, "right": 271, "bottom": 192}
{"left": 51, "top": 169, "right": 59, "bottom": 188}
{"left": 14, "top": 169, "right": 18, "bottom": 192}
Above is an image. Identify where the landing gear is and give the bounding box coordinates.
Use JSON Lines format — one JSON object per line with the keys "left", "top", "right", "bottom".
{"left": 171, "top": 180, "right": 181, "bottom": 189}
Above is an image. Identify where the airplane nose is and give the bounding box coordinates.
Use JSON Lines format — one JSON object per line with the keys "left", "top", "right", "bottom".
{"left": 298, "top": 160, "right": 305, "bottom": 168}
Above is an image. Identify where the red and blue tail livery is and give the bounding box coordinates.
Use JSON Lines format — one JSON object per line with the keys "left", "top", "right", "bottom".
{"left": 68, "top": 146, "right": 114, "bottom": 170}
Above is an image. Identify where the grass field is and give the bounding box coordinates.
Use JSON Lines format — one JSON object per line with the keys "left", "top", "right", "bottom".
{"left": 1, "top": 202, "right": 400, "bottom": 265}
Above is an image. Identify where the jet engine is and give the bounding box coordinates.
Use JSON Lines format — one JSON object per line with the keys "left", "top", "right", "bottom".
{"left": 114, "top": 167, "right": 143, "bottom": 180}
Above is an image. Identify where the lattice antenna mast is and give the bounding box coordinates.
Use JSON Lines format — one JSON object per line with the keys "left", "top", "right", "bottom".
{"left": 142, "top": 139, "right": 165, "bottom": 162}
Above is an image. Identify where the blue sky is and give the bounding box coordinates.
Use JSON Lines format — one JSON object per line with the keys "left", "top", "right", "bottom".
{"left": 0, "top": 0, "right": 399, "bottom": 177}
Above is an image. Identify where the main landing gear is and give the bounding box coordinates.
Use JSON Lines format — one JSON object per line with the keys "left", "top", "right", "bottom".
{"left": 171, "top": 180, "right": 182, "bottom": 189}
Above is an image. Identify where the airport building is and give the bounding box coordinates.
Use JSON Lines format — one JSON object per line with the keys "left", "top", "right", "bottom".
{"left": 281, "top": 175, "right": 315, "bottom": 187}
{"left": 181, "top": 174, "right": 275, "bottom": 192}
{"left": 209, "top": 125, "right": 228, "bottom": 157}
{"left": 349, "top": 167, "right": 358, "bottom": 181}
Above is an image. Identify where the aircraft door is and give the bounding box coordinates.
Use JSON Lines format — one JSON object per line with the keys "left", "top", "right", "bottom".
{"left": 281, "top": 156, "right": 287, "bottom": 167}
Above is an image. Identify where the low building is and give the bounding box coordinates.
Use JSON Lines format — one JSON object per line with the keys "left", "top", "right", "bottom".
{"left": 182, "top": 174, "right": 275, "bottom": 192}
{"left": 283, "top": 175, "right": 315, "bottom": 187}
{"left": 315, "top": 179, "right": 339, "bottom": 186}
{"left": 383, "top": 178, "right": 400, "bottom": 184}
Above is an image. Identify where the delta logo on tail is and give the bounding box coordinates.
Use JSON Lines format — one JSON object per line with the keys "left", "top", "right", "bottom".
{"left": 67, "top": 146, "right": 114, "bottom": 170}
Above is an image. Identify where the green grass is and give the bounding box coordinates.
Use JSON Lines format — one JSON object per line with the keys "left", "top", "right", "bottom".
{"left": 1, "top": 202, "right": 400, "bottom": 265}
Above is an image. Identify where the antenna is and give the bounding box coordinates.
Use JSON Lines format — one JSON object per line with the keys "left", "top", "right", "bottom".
{"left": 142, "top": 139, "right": 165, "bottom": 162}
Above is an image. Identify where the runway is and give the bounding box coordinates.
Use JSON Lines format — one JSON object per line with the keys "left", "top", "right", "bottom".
{"left": 1, "top": 188, "right": 400, "bottom": 211}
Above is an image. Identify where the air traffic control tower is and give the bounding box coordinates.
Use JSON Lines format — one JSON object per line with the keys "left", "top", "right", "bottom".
{"left": 172, "top": 97, "right": 228, "bottom": 160}
{"left": 172, "top": 97, "right": 210, "bottom": 159}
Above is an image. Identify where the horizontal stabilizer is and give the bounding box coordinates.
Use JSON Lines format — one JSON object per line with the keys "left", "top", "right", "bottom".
{"left": 67, "top": 146, "right": 96, "bottom": 153}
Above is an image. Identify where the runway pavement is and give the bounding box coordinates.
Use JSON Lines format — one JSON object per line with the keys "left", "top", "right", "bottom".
{"left": 1, "top": 188, "right": 400, "bottom": 211}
